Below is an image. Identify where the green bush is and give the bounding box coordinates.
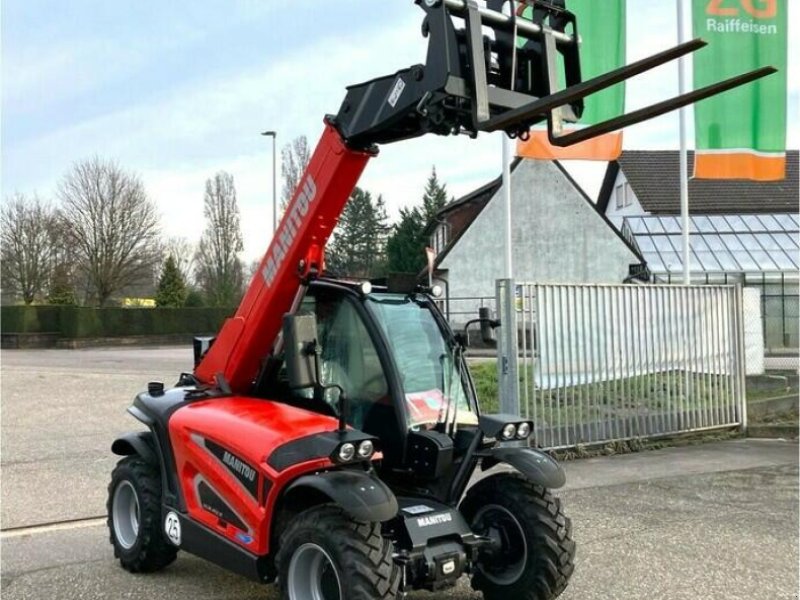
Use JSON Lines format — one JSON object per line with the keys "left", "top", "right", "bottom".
{"left": 1, "top": 305, "right": 233, "bottom": 338}
{"left": 1, "top": 305, "right": 62, "bottom": 333}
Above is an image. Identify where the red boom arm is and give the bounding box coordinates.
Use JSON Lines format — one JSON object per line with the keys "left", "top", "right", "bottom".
{"left": 195, "top": 122, "right": 374, "bottom": 392}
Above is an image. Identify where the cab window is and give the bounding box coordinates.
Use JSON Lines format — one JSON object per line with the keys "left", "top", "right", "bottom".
{"left": 298, "top": 293, "right": 389, "bottom": 429}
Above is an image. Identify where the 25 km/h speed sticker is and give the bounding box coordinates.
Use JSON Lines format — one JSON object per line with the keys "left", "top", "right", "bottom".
{"left": 164, "top": 512, "right": 181, "bottom": 546}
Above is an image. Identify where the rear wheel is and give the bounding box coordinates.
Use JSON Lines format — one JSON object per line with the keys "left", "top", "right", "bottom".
{"left": 107, "top": 456, "right": 178, "bottom": 573}
{"left": 460, "top": 473, "right": 575, "bottom": 600}
{"left": 276, "top": 504, "right": 400, "bottom": 600}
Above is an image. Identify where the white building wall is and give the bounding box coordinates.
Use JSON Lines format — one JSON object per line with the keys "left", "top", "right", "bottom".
{"left": 439, "top": 160, "right": 642, "bottom": 323}
{"left": 605, "top": 171, "right": 649, "bottom": 227}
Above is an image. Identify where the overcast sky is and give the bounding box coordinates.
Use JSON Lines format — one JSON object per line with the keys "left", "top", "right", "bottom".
{"left": 2, "top": 1, "right": 798, "bottom": 262}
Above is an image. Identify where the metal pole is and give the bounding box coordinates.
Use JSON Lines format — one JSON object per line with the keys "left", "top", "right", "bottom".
{"left": 261, "top": 130, "right": 278, "bottom": 233}
{"left": 676, "top": 0, "right": 691, "bottom": 285}
{"left": 497, "top": 133, "right": 519, "bottom": 415}
{"left": 272, "top": 133, "right": 277, "bottom": 233}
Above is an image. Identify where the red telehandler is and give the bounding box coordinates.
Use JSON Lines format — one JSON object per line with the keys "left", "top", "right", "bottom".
{"left": 107, "top": 2, "right": 773, "bottom": 598}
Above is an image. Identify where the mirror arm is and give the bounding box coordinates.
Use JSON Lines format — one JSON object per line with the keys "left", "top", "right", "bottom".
{"left": 462, "top": 317, "right": 500, "bottom": 338}
{"left": 306, "top": 340, "right": 349, "bottom": 433}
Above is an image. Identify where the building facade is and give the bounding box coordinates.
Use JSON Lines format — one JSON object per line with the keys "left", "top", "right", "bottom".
{"left": 431, "top": 158, "right": 644, "bottom": 325}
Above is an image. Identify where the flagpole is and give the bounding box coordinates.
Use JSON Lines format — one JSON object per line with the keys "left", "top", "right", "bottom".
{"left": 502, "top": 134, "right": 513, "bottom": 279}
{"left": 677, "top": 0, "right": 691, "bottom": 285}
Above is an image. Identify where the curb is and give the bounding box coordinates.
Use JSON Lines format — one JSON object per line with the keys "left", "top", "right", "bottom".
{"left": 748, "top": 394, "right": 799, "bottom": 418}
{"left": 747, "top": 423, "right": 799, "bottom": 440}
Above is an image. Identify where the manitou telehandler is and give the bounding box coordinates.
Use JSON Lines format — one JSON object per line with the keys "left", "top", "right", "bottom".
{"left": 107, "top": 1, "right": 773, "bottom": 598}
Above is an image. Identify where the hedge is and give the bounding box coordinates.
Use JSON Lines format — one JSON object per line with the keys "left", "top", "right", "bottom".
{"left": 1, "top": 305, "right": 233, "bottom": 339}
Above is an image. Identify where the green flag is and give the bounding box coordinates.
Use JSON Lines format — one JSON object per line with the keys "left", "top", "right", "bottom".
{"left": 692, "top": 0, "right": 787, "bottom": 180}
{"left": 517, "top": 0, "right": 626, "bottom": 161}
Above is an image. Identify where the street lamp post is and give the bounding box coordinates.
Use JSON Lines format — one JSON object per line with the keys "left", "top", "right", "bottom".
{"left": 261, "top": 130, "right": 277, "bottom": 233}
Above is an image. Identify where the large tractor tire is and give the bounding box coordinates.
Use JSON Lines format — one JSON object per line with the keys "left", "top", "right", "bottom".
{"left": 276, "top": 504, "right": 400, "bottom": 600}
{"left": 107, "top": 456, "right": 178, "bottom": 573}
{"left": 460, "top": 472, "right": 575, "bottom": 600}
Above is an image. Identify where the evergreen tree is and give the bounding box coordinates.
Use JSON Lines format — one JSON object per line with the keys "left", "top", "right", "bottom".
{"left": 386, "top": 207, "right": 425, "bottom": 274}
{"left": 47, "top": 263, "right": 77, "bottom": 305}
{"left": 326, "top": 187, "right": 389, "bottom": 278}
{"left": 183, "top": 288, "right": 205, "bottom": 307}
{"left": 421, "top": 167, "right": 450, "bottom": 223}
{"left": 386, "top": 166, "right": 452, "bottom": 274}
{"left": 156, "top": 255, "right": 188, "bottom": 307}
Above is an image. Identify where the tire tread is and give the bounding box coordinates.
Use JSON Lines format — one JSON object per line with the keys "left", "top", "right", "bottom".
{"left": 107, "top": 456, "right": 177, "bottom": 573}
{"left": 276, "top": 504, "right": 400, "bottom": 600}
{"left": 461, "top": 473, "right": 575, "bottom": 600}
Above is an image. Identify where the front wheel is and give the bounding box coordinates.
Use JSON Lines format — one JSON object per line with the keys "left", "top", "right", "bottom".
{"left": 276, "top": 504, "right": 400, "bottom": 600}
{"left": 460, "top": 473, "right": 575, "bottom": 600}
{"left": 107, "top": 456, "right": 178, "bottom": 573}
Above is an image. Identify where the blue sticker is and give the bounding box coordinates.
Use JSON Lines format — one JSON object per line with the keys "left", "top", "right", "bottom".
{"left": 235, "top": 532, "right": 254, "bottom": 545}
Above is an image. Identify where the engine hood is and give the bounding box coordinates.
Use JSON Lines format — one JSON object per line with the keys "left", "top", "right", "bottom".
{"left": 169, "top": 395, "right": 342, "bottom": 472}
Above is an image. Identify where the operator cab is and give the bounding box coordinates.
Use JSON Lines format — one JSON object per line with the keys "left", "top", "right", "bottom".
{"left": 259, "top": 279, "right": 481, "bottom": 490}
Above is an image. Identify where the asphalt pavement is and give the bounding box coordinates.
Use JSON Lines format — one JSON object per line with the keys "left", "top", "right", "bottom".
{"left": 1, "top": 346, "right": 798, "bottom": 599}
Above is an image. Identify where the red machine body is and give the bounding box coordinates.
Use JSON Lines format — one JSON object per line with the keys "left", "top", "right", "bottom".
{"left": 168, "top": 397, "right": 342, "bottom": 555}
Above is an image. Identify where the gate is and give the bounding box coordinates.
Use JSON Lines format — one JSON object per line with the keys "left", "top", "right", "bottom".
{"left": 496, "top": 280, "right": 747, "bottom": 449}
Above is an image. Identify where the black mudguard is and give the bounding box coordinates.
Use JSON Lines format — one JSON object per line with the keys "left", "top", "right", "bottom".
{"left": 111, "top": 431, "right": 158, "bottom": 467}
{"left": 481, "top": 447, "right": 566, "bottom": 489}
{"left": 285, "top": 470, "right": 398, "bottom": 522}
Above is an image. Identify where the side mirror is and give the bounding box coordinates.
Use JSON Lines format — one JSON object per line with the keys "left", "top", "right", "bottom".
{"left": 479, "top": 307, "right": 498, "bottom": 348}
{"left": 460, "top": 308, "right": 500, "bottom": 348}
{"left": 193, "top": 336, "right": 215, "bottom": 367}
{"left": 282, "top": 313, "right": 320, "bottom": 390}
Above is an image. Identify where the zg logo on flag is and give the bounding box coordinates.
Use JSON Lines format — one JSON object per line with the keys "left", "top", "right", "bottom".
{"left": 706, "top": 0, "right": 776, "bottom": 19}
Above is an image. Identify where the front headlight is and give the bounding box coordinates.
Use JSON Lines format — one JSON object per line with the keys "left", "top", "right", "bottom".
{"left": 337, "top": 443, "right": 356, "bottom": 462}
{"left": 357, "top": 440, "right": 374, "bottom": 459}
{"left": 501, "top": 423, "right": 517, "bottom": 440}
{"left": 516, "top": 422, "right": 531, "bottom": 439}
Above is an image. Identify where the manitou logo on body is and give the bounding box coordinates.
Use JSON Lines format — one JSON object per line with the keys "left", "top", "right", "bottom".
{"left": 416, "top": 512, "right": 453, "bottom": 528}
{"left": 222, "top": 451, "right": 256, "bottom": 482}
{"left": 261, "top": 176, "right": 318, "bottom": 287}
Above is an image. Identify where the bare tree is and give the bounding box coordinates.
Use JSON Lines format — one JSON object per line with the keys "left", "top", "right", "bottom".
{"left": 46, "top": 211, "right": 81, "bottom": 304}
{"left": 58, "top": 157, "right": 162, "bottom": 307}
{"left": 194, "top": 172, "right": 245, "bottom": 307}
{"left": 1, "top": 193, "right": 56, "bottom": 304}
{"left": 162, "top": 236, "right": 196, "bottom": 285}
{"left": 280, "top": 135, "right": 311, "bottom": 209}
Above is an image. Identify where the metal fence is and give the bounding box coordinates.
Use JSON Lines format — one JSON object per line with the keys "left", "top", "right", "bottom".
{"left": 496, "top": 280, "right": 747, "bottom": 450}
{"left": 659, "top": 271, "right": 799, "bottom": 354}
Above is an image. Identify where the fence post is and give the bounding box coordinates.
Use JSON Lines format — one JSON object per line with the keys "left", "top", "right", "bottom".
{"left": 496, "top": 279, "right": 520, "bottom": 414}
{"left": 734, "top": 283, "right": 748, "bottom": 433}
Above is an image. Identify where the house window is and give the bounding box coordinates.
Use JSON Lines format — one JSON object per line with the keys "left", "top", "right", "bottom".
{"left": 623, "top": 182, "right": 633, "bottom": 207}
{"left": 432, "top": 224, "right": 448, "bottom": 254}
{"left": 615, "top": 184, "right": 624, "bottom": 209}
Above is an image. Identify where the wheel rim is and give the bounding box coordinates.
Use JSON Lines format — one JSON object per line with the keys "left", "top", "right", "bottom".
{"left": 471, "top": 504, "right": 528, "bottom": 585}
{"left": 287, "top": 543, "right": 342, "bottom": 600}
{"left": 112, "top": 480, "right": 140, "bottom": 550}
